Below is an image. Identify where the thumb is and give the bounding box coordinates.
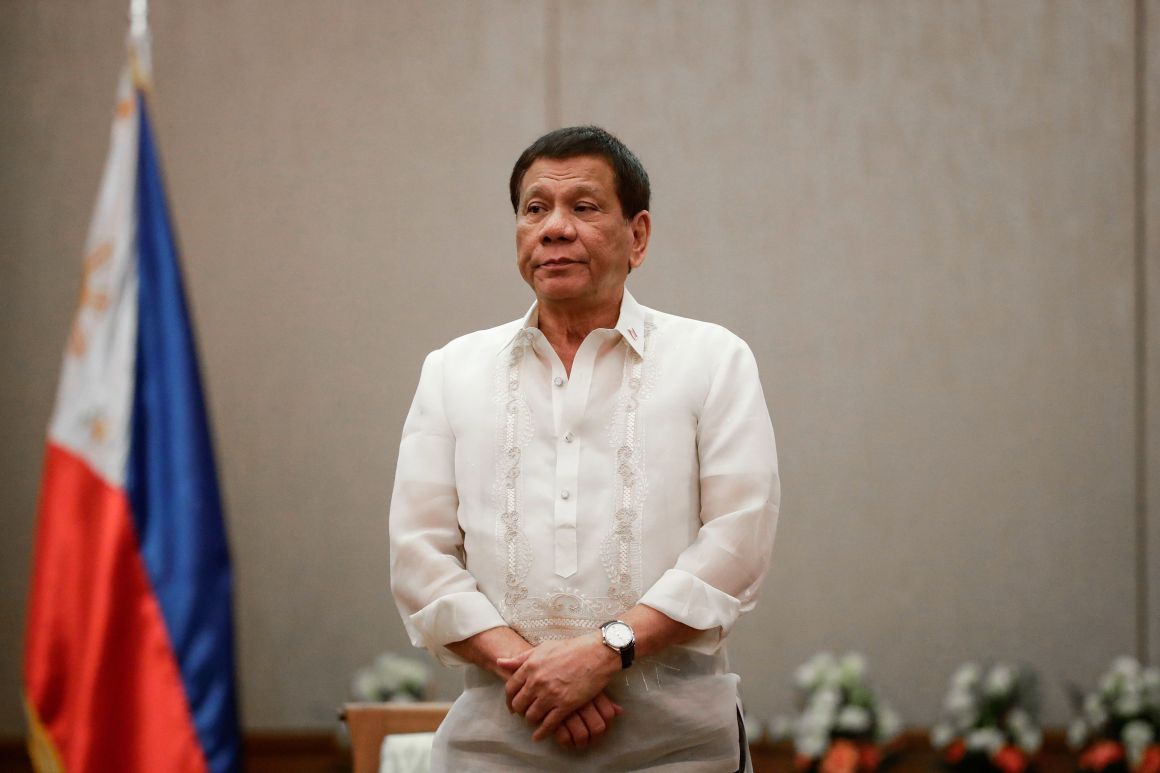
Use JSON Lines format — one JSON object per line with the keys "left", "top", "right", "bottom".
{"left": 496, "top": 649, "right": 533, "bottom": 669}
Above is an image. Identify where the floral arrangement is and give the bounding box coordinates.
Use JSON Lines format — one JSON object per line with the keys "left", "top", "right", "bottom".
{"left": 1067, "top": 657, "right": 1160, "bottom": 773}
{"left": 930, "top": 661, "right": 1043, "bottom": 773}
{"left": 770, "top": 652, "right": 903, "bottom": 773}
{"left": 350, "top": 651, "right": 431, "bottom": 703}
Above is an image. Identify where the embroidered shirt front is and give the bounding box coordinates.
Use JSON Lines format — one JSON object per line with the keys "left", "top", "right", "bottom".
{"left": 390, "top": 289, "right": 780, "bottom": 658}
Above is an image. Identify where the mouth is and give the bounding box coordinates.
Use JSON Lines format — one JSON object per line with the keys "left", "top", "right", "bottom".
{"left": 538, "top": 258, "right": 583, "bottom": 269}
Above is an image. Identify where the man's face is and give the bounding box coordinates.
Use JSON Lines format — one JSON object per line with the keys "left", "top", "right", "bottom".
{"left": 515, "top": 155, "right": 649, "bottom": 310}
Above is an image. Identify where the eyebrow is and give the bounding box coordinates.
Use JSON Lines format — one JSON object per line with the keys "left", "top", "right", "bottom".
{"left": 571, "top": 184, "right": 603, "bottom": 199}
{"left": 520, "top": 183, "right": 604, "bottom": 204}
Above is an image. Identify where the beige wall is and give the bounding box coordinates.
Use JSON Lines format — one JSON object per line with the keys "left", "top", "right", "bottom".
{"left": 1146, "top": 0, "right": 1160, "bottom": 669}
{"left": 1, "top": 0, "right": 1156, "bottom": 733}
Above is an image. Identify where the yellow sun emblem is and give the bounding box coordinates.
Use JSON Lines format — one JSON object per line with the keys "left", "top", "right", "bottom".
{"left": 68, "top": 242, "right": 113, "bottom": 357}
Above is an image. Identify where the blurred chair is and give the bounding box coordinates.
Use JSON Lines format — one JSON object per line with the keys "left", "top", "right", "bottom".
{"left": 340, "top": 701, "right": 451, "bottom": 773}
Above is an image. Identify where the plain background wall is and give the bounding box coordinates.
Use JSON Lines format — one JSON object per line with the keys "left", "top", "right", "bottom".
{"left": 2, "top": 0, "right": 1157, "bottom": 734}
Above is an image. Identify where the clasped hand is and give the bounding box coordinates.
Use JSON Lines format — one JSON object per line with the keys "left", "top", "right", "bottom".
{"left": 497, "top": 635, "right": 623, "bottom": 748}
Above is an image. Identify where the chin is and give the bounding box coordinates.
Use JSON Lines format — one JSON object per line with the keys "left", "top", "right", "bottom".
{"left": 535, "top": 279, "right": 589, "bottom": 300}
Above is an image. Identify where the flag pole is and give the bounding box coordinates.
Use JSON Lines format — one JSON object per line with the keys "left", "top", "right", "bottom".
{"left": 129, "top": 0, "right": 147, "bottom": 38}
{"left": 128, "top": 0, "right": 151, "bottom": 89}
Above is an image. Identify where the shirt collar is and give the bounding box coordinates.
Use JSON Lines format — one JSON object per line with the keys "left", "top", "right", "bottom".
{"left": 614, "top": 289, "right": 647, "bottom": 357}
{"left": 503, "top": 288, "right": 647, "bottom": 358}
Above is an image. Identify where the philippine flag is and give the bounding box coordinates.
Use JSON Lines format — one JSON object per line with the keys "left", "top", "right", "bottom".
{"left": 22, "top": 27, "right": 241, "bottom": 773}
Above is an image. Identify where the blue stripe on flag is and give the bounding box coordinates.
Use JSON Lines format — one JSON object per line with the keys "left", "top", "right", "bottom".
{"left": 125, "top": 93, "right": 241, "bottom": 773}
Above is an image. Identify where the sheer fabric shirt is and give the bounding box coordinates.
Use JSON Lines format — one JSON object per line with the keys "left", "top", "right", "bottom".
{"left": 389, "top": 290, "right": 780, "bottom": 770}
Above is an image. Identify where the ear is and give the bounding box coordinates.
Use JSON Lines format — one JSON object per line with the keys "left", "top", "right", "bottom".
{"left": 628, "top": 210, "right": 651, "bottom": 270}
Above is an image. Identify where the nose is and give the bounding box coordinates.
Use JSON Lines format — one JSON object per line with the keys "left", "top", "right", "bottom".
{"left": 540, "top": 206, "right": 576, "bottom": 243}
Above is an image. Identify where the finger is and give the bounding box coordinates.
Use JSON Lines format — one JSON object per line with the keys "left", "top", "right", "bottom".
{"left": 592, "top": 693, "right": 617, "bottom": 724}
{"left": 533, "top": 707, "right": 569, "bottom": 742}
{"left": 525, "top": 697, "right": 549, "bottom": 726}
{"left": 496, "top": 650, "right": 532, "bottom": 670}
{"left": 505, "top": 675, "right": 528, "bottom": 714}
{"left": 577, "top": 702, "right": 607, "bottom": 739}
{"left": 563, "top": 713, "right": 589, "bottom": 748}
{"left": 512, "top": 689, "right": 538, "bottom": 719}
{"left": 555, "top": 724, "right": 573, "bottom": 748}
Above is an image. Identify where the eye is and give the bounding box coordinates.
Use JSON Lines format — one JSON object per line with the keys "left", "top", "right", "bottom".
{"left": 525, "top": 202, "right": 545, "bottom": 215}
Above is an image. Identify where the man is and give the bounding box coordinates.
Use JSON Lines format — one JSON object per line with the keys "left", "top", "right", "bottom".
{"left": 389, "top": 126, "right": 779, "bottom": 770}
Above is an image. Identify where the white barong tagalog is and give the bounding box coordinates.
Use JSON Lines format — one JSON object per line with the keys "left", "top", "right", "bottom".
{"left": 389, "top": 290, "right": 780, "bottom": 771}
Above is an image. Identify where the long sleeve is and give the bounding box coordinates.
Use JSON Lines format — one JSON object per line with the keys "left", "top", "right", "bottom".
{"left": 389, "top": 349, "right": 507, "bottom": 666}
{"left": 637, "top": 337, "right": 780, "bottom": 651}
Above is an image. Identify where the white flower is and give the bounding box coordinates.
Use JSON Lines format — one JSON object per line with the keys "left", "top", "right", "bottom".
{"left": 1141, "top": 667, "right": 1160, "bottom": 709}
{"left": 794, "top": 664, "right": 818, "bottom": 691}
{"left": 803, "top": 712, "right": 830, "bottom": 733}
{"left": 1084, "top": 693, "right": 1108, "bottom": 728}
{"left": 1115, "top": 686, "right": 1143, "bottom": 717}
{"left": 1122, "top": 720, "right": 1155, "bottom": 766}
{"left": 1007, "top": 708, "right": 1032, "bottom": 733}
{"left": 877, "top": 706, "right": 902, "bottom": 743}
{"left": 808, "top": 686, "right": 841, "bottom": 725}
{"left": 1142, "top": 666, "right": 1160, "bottom": 694}
{"left": 399, "top": 657, "right": 431, "bottom": 686}
{"left": 1100, "top": 659, "right": 1144, "bottom": 703}
{"left": 768, "top": 715, "right": 793, "bottom": 741}
{"left": 931, "top": 723, "right": 955, "bottom": 750}
{"left": 352, "top": 652, "right": 431, "bottom": 701}
{"left": 796, "top": 653, "right": 837, "bottom": 691}
{"left": 819, "top": 661, "right": 843, "bottom": 689}
{"left": 1016, "top": 726, "right": 1043, "bottom": 754}
{"left": 1112, "top": 656, "right": 1142, "bottom": 680}
{"left": 984, "top": 664, "right": 1015, "bottom": 698}
{"left": 839, "top": 652, "right": 868, "bottom": 684}
{"left": 1123, "top": 719, "right": 1153, "bottom": 745}
{"left": 351, "top": 667, "right": 379, "bottom": 701}
{"left": 376, "top": 653, "right": 430, "bottom": 694}
{"left": 1099, "top": 672, "right": 1119, "bottom": 698}
{"left": 372, "top": 653, "right": 405, "bottom": 692}
{"left": 966, "top": 727, "right": 1005, "bottom": 755}
{"left": 945, "top": 685, "right": 976, "bottom": 714}
{"left": 1067, "top": 718, "right": 1089, "bottom": 750}
{"left": 744, "top": 714, "right": 764, "bottom": 745}
{"left": 945, "top": 685, "right": 977, "bottom": 729}
{"left": 795, "top": 729, "right": 830, "bottom": 760}
{"left": 836, "top": 705, "right": 872, "bottom": 733}
{"left": 799, "top": 707, "right": 833, "bottom": 735}
{"left": 951, "top": 663, "right": 982, "bottom": 691}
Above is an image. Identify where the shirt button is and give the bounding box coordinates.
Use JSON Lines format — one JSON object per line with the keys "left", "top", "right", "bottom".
{"left": 560, "top": 489, "right": 570, "bottom": 500}
{"left": 553, "top": 376, "right": 564, "bottom": 386}
{"left": 563, "top": 431, "right": 574, "bottom": 443}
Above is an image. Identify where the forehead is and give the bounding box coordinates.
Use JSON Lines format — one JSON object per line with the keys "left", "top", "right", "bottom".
{"left": 519, "top": 154, "right": 617, "bottom": 199}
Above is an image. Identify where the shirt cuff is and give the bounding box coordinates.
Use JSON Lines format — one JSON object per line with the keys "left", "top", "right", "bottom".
{"left": 638, "top": 568, "right": 741, "bottom": 653}
{"left": 407, "top": 591, "right": 508, "bottom": 667}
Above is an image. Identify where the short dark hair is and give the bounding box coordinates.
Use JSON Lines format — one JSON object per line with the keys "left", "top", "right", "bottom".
{"left": 509, "top": 126, "right": 650, "bottom": 219}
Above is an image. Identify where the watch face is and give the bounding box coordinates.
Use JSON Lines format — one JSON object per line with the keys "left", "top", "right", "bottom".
{"left": 605, "top": 622, "right": 633, "bottom": 649}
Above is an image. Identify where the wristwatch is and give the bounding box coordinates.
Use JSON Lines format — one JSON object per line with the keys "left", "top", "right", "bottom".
{"left": 600, "top": 620, "right": 635, "bottom": 670}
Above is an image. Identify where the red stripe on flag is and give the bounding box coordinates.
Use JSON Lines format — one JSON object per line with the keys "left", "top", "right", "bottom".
{"left": 24, "top": 443, "right": 210, "bottom": 773}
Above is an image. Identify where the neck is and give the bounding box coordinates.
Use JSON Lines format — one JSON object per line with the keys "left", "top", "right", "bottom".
{"left": 537, "top": 294, "right": 622, "bottom": 345}
{"left": 535, "top": 294, "right": 622, "bottom": 374}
